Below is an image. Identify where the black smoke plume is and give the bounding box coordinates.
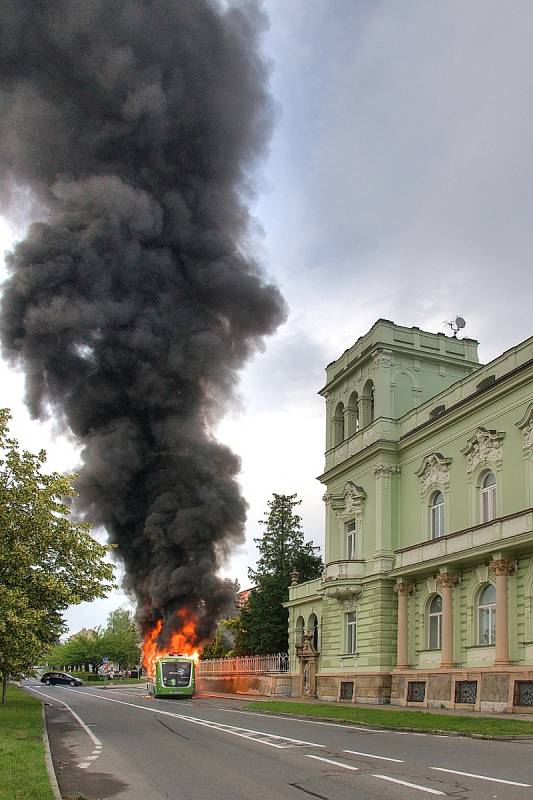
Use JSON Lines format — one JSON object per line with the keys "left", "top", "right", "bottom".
{"left": 0, "top": 0, "right": 286, "bottom": 646}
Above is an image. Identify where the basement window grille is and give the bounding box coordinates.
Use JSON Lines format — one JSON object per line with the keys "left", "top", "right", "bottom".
{"left": 514, "top": 681, "right": 533, "bottom": 707}
{"left": 340, "top": 681, "right": 354, "bottom": 700}
{"left": 455, "top": 681, "right": 477, "bottom": 704}
{"left": 407, "top": 681, "right": 426, "bottom": 702}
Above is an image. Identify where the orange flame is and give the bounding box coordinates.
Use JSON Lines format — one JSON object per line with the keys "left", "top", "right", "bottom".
{"left": 142, "top": 611, "right": 202, "bottom": 679}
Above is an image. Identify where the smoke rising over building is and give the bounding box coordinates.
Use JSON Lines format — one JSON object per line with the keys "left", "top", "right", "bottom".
{"left": 0, "top": 0, "right": 286, "bottom": 645}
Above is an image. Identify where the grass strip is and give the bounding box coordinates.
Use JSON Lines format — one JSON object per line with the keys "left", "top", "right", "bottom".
{"left": 244, "top": 700, "right": 533, "bottom": 737}
{"left": 0, "top": 684, "right": 54, "bottom": 800}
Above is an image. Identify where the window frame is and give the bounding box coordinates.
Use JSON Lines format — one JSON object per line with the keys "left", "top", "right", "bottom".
{"left": 430, "top": 491, "right": 445, "bottom": 539}
{"left": 344, "top": 518, "right": 357, "bottom": 560}
{"left": 346, "top": 611, "right": 357, "bottom": 654}
{"left": 480, "top": 471, "right": 496, "bottom": 523}
{"left": 478, "top": 584, "right": 496, "bottom": 646}
{"left": 427, "top": 594, "right": 442, "bottom": 650}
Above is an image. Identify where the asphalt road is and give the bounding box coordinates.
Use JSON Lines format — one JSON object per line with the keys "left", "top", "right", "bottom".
{"left": 23, "top": 680, "right": 533, "bottom": 800}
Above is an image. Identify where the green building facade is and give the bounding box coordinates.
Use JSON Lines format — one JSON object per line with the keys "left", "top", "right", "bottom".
{"left": 286, "top": 320, "right": 533, "bottom": 712}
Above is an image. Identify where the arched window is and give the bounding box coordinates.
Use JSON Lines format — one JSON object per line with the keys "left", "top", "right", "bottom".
{"left": 308, "top": 613, "right": 319, "bottom": 651}
{"left": 332, "top": 402, "right": 345, "bottom": 446}
{"left": 478, "top": 584, "right": 496, "bottom": 645}
{"left": 480, "top": 471, "right": 496, "bottom": 523}
{"left": 430, "top": 491, "right": 445, "bottom": 539}
{"left": 346, "top": 392, "right": 359, "bottom": 437}
{"left": 295, "top": 616, "right": 304, "bottom": 647}
{"left": 427, "top": 595, "right": 442, "bottom": 649}
{"left": 361, "top": 380, "right": 375, "bottom": 428}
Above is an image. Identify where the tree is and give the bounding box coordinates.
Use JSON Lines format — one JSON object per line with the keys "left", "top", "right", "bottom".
{"left": 200, "top": 616, "right": 241, "bottom": 660}
{"left": 235, "top": 494, "right": 323, "bottom": 655}
{"left": 102, "top": 609, "right": 140, "bottom": 668}
{"left": 47, "top": 609, "right": 141, "bottom": 672}
{"left": 0, "top": 409, "right": 115, "bottom": 703}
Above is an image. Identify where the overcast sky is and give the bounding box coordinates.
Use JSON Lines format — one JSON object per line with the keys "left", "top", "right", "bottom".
{"left": 2, "top": 0, "right": 533, "bottom": 634}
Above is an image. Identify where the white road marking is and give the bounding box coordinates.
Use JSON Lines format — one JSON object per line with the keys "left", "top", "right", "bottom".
{"left": 343, "top": 749, "right": 404, "bottom": 763}
{"left": 27, "top": 687, "right": 101, "bottom": 746}
{"left": 373, "top": 774, "right": 445, "bottom": 795}
{"left": 211, "top": 707, "right": 427, "bottom": 736}
{"left": 77, "top": 762, "right": 91, "bottom": 770}
{"left": 306, "top": 755, "right": 359, "bottom": 771}
{"left": 61, "top": 688, "right": 324, "bottom": 750}
{"left": 430, "top": 767, "right": 531, "bottom": 787}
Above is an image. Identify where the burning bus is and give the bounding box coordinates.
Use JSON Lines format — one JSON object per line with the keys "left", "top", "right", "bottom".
{"left": 143, "top": 613, "right": 200, "bottom": 699}
{"left": 147, "top": 654, "right": 196, "bottom": 699}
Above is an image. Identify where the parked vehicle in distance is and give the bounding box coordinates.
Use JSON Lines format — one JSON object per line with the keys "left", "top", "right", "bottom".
{"left": 41, "top": 672, "right": 83, "bottom": 687}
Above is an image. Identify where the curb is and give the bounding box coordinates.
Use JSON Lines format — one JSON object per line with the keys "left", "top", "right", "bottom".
{"left": 42, "top": 704, "right": 62, "bottom": 800}
{"left": 246, "top": 709, "right": 533, "bottom": 741}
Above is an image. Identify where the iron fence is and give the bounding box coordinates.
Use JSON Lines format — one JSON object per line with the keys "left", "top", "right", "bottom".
{"left": 197, "top": 652, "right": 289, "bottom": 675}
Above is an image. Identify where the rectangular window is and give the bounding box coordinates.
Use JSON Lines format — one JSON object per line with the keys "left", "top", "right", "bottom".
{"left": 161, "top": 661, "right": 191, "bottom": 687}
{"left": 407, "top": 681, "right": 426, "bottom": 702}
{"left": 431, "top": 503, "right": 444, "bottom": 539}
{"left": 346, "top": 612, "right": 357, "bottom": 654}
{"left": 340, "top": 681, "right": 354, "bottom": 700}
{"left": 481, "top": 486, "right": 496, "bottom": 523}
{"left": 479, "top": 606, "right": 496, "bottom": 645}
{"left": 345, "top": 519, "right": 357, "bottom": 559}
{"left": 428, "top": 613, "right": 442, "bottom": 650}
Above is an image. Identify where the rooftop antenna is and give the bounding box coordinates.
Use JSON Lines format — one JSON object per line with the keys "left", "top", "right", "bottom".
{"left": 444, "top": 316, "right": 466, "bottom": 338}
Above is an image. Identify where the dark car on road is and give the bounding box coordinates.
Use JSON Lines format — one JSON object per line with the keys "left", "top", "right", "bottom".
{"left": 41, "top": 672, "right": 83, "bottom": 687}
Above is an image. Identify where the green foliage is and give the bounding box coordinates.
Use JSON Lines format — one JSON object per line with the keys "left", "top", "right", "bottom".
{"left": 200, "top": 616, "right": 241, "bottom": 660}
{"left": 0, "top": 409, "right": 115, "bottom": 701}
{"left": 47, "top": 608, "right": 140, "bottom": 671}
{"left": 235, "top": 494, "right": 323, "bottom": 655}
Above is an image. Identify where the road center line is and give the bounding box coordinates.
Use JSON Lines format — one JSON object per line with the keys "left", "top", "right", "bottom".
{"left": 373, "top": 774, "right": 445, "bottom": 795}
{"left": 343, "top": 749, "right": 404, "bottom": 763}
{"left": 430, "top": 767, "right": 531, "bottom": 787}
{"left": 61, "top": 688, "right": 324, "bottom": 749}
{"left": 306, "top": 755, "right": 359, "bottom": 771}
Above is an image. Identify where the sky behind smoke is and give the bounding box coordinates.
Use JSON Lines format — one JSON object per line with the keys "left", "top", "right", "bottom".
{"left": 2, "top": 0, "right": 533, "bottom": 633}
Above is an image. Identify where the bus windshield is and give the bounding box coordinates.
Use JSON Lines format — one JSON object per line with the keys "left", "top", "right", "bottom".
{"left": 161, "top": 661, "right": 192, "bottom": 687}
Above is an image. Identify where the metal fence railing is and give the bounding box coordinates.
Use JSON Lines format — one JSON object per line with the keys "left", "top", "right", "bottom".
{"left": 197, "top": 652, "right": 289, "bottom": 675}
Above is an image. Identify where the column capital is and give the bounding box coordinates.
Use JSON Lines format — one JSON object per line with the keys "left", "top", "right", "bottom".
{"left": 394, "top": 581, "right": 413, "bottom": 596}
{"left": 373, "top": 463, "right": 400, "bottom": 479}
{"left": 436, "top": 571, "right": 459, "bottom": 589}
{"left": 489, "top": 559, "right": 516, "bottom": 577}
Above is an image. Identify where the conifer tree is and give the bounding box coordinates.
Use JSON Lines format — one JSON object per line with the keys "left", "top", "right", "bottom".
{"left": 236, "top": 494, "right": 322, "bottom": 655}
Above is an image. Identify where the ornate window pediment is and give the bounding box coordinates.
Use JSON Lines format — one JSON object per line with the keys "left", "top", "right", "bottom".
{"left": 415, "top": 452, "right": 452, "bottom": 495}
{"left": 517, "top": 405, "right": 533, "bottom": 451}
{"left": 460, "top": 427, "right": 505, "bottom": 473}
{"left": 341, "top": 481, "right": 366, "bottom": 521}
{"left": 328, "top": 482, "right": 366, "bottom": 521}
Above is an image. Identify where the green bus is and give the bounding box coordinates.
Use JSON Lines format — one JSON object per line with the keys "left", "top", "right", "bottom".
{"left": 147, "top": 654, "right": 196, "bottom": 699}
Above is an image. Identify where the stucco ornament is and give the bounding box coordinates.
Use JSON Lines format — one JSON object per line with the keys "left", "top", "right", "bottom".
{"left": 516, "top": 405, "right": 533, "bottom": 450}
{"left": 373, "top": 463, "right": 400, "bottom": 479}
{"left": 460, "top": 427, "right": 505, "bottom": 473}
{"left": 371, "top": 348, "right": 393, "bottom": 369}
{"left": 415, "top": 452, "right": 452, "bottom": 495}
{"left": 323, "top": 585, "right": 363, "bottom": 605}
{"left": 340, "top": 481, "right": 366, "bottom": 521}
